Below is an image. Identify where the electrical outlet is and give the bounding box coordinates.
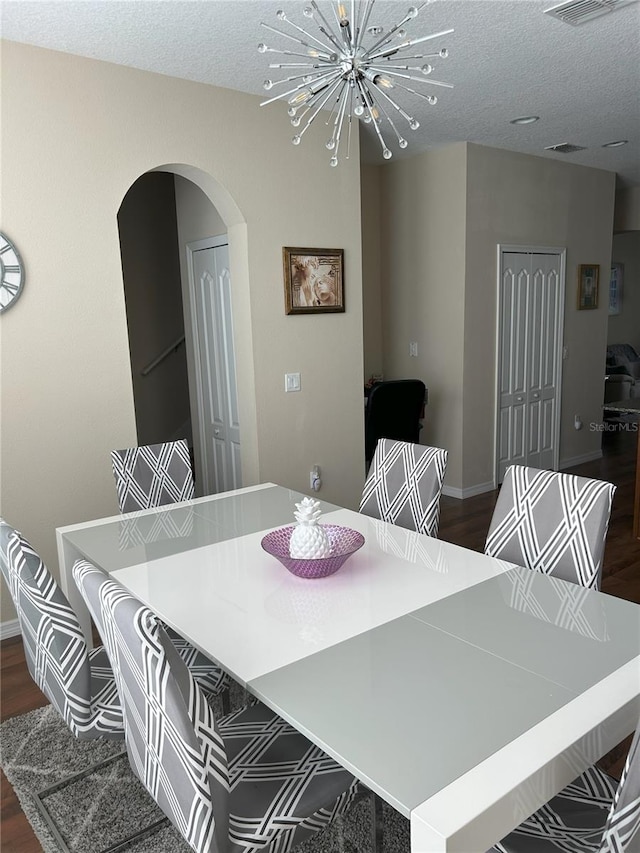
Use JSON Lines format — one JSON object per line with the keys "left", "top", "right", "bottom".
{"left": 409, "top": 341, "right": 418, "bottom": 357}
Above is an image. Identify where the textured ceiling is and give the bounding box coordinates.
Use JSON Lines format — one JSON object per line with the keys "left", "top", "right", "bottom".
{"left": 2, "top": 0, "right": 639, "bottom": 187}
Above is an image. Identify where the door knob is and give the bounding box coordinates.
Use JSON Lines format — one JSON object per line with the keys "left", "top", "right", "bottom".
{"left": 516, "top": 396, "right": 524, "bottom": 402}
{"left": 214, "top": 429, "right": 221, "bottom": 436}
{"left": 533, "top": 392, "right": 540, "bottom": 399}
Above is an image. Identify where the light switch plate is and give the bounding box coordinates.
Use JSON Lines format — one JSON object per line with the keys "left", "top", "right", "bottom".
{"left": 285, "top": 372, "right": 301, "bottom": 392}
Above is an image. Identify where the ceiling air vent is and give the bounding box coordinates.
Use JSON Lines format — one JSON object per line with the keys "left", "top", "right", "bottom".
{"left": 545, "top": 0, "right": 638, "bottom": 26}
{"left": 544, "top": 143, "right": 587, "bottom": 153}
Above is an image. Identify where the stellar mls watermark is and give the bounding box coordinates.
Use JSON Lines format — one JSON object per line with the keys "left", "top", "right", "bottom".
{"left": 590, "top": 422, "right": 638, "bottom": 432}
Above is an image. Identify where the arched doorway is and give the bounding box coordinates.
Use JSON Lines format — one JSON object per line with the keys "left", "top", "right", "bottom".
{"left": 117, "top": 166, "right": 254, "bottom": 494}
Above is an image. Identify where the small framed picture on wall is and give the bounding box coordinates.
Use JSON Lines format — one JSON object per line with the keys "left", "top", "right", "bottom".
{"left": 283, "top": 247, "right": 344, "bottom": 315}
{"left": 577, "top": 264, "right": 599, "bottom": 310}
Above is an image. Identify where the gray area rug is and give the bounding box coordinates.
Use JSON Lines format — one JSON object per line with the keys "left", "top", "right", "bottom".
{"left": 1, "top": 693, "right": 410, "bottom": 853}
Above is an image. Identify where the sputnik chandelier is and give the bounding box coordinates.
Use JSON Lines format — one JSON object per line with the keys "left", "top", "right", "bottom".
{"left": 259, "top": 1, "right": 453, "bottom": 166}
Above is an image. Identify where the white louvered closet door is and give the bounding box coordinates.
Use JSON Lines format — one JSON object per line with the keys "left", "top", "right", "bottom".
{"left": 497, "top": 250, "right": 564, "bottom": 483}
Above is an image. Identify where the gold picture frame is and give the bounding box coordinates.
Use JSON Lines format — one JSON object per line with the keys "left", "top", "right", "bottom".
{"left": 577, "top": 264, "right": 599, "bottom": 310}
{"left": 283, "top": 247, "right": 344, "bottom": 315}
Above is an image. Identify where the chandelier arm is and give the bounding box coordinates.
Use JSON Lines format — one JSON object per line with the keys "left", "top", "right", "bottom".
{"left": 310, "top": 1, "right": 343, "bottom": 52}
{"left": 260, "top": 69, "right": 341, "bottom": 108}
{"left": 277, "top": 16, "right": 340, "bottom": 55}
{"left": 387, "top": 81, "right": 445, "bottom": 103}
{"left": 368, "top": 92, "right": 406, "bottom": 147}
{"left": 261, "top": 23, "right": 337, "bottom": 60}
{"left": 351, "top": 0, "right": 357, "bottom": 49}
{"left": 330, "top": 84, "right": 352, "bottom": 159}
{"left": 369, "top": 62, "right": 436, "bottom": 71}
{"left": 365, "top": 85, "right": 406, "bottom": 147}
{"left": 369, "top": 67, "right": 454, "bottom": 88}
{"left": 296, "top": 77, "right": 346, "bottom": 138}
{"left": 356, "top": 79, "right": 389, "bottom": 155}
{"left": 267, "top": 72, "right": 322, "bottom": 89}
{"left": 269, "top": 63, "right": 324, "bottom": 69}
{"left": 365, "top": 9, "right": 425, "bottom": 57}
{"left": 260, "top": 47, "right": 338, "bottom": 62}
{"left": 354, "top": 0, "right": 375, "bottom": 52}
{"left": 371, "top": 82, "right": 416, "bottom": 124}
{"left": 346, "top": 87, "right": 354, "bottom": 160}
{"left": 369, "top": 28, "right": 454, "bottom": 61}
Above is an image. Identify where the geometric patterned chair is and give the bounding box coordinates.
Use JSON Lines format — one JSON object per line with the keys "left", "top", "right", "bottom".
{"left": 484, "top": 465, "right": 616, "bottom": 590}
{"left": 0, "top": 519, "right": 131, "bottom": 852}
{"left": 359, "top": 438, "right": 448, "bottom": 538}
{"left": 73, "top": 560, "right": 369, "bottom": 853}
{"left": 110, "top": 439, "right": 231, "bottom": 711}
{"left": 0, "top": 520, "right": 124, "bottom": 742}
{"left": 110, "top": 439, "right": 194, "bottom": 514}
{"left": 492, "top": 719, "right": 640, "bottom": 852}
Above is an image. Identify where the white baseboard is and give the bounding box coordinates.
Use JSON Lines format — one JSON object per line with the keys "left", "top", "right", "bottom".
{"left": 442, "top": 480, "right": 496, "bottom": 500}
{"left": 559, "top": 450, "right": 603, "bottom": 470}
{"left": 0, "top": 618, "right": 20, "bottom": 640}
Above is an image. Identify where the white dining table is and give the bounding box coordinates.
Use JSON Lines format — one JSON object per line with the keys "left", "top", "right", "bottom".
{"left": 56, "top": 483, "right": 640, "bottom": 853}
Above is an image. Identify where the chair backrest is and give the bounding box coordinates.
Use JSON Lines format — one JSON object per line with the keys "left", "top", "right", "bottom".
{"left": 72, "top": 560, "right": 230, "bottom": 853}
{"left": 359, "top": 439, "right": 448, "bottom": 537}
{"left": 111, "top": 439, "right": 195, "bottom": 513}
{"left": 600, "top": 720, "right": 640, "bottom": 852}
{"left": 364, "top": 379, "right": 426, "bottom": 464}
{"left": 0, "top": 520, "right": 94, "bottom": 738}
{"left": 484, "top": 465, "right": 616, "bottom": 590}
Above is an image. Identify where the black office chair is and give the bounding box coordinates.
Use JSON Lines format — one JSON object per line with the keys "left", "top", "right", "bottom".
{"left": 364, "top": 379, "right": 427, "bottom": 465}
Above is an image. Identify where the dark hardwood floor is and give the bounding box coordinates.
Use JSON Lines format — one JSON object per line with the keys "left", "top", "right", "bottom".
{"left": 2, "top": 427, "right": 639, "bottom": 851}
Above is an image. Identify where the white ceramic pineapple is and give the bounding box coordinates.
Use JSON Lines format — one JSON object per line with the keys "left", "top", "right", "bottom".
{"left": 289, "top": 497, "right": 332, "bottom": 558}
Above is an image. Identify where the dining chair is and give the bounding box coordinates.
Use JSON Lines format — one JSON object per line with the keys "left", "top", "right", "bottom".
{"left": 110, "top": 438, "right": 231, "bottom": 712}
{"left": 0, "top": 519, "right": 231, "bottom": 853}
{"left": 484, "top": 465, "right": 616, "bottom": 589}
{"left": 359, "top": 438, "right": 448, "bottom": 538}
{"left": 364, "top": 379, "right": 426, "bottom": 466}
{"left": 110, "top": 438, "right": 194, "bottom": 513}
{"left": 491, "top": 718, "right": 640, "bottom": 852}
{"left": 73, "top": 559, "right": 374, "bottom": 853}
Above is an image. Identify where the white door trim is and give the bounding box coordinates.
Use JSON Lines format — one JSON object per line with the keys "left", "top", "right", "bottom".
{"left": 494, "top": 244, "right": 567, "bottom": 487}
{"left": 185, "top": 235, "right": 229, "bottom": 493}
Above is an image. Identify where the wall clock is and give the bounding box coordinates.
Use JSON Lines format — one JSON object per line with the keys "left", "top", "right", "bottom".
{"left": 0, "top": 232, "right": 25, "bottom": 313}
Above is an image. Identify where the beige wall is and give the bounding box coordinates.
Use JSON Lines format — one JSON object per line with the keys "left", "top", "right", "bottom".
{"left": 614, "top": 187, "right": 640, "bottom": 232}
{"left": 379, "top": 144, "right": 468, "bottom": 490}
{"left": 0, "top": 41, "right": 364, "bottom": 626}
{"left": 465, "top": 143, "right": 615, "bottom": 481}
{"left": 608, "top": 231, "right": 640, "bottom": 351}
{"left": 361, "top": 163, "right": 383, "bottom": 380}
{"left": 367, "top": 142, "right": 616, "bottom": 495}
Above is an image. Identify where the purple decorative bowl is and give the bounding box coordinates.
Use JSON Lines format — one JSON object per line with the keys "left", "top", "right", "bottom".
{"left": 261, "top": 525, "right": 365, "bottom": 579}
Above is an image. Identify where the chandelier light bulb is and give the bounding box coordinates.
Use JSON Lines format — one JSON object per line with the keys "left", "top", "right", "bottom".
{"left": 259, "top": 0, "right": 454, "bottom": 166}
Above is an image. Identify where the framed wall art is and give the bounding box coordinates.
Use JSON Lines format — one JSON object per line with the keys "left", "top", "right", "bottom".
{"left": 283, "top": 247, "right": 344, "bottom": 315}
{"left": 577, "top": 264, "right": 599, "bottom": 310}
{"left": 609, "top": 262, "right": 624, "bottom": 315}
